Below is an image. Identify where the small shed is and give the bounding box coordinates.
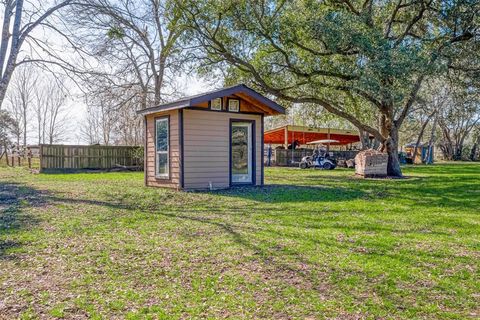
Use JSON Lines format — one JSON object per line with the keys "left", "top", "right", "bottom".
{"left": 138, "top": 84, "right": 285, "bottom": 190}
{"left": 404, "top": 143, "right": 434, "bottom": 164}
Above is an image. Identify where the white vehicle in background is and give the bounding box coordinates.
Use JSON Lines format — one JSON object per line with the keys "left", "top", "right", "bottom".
{"left": 299, "top": 139, "right": 338, "bottom": 170}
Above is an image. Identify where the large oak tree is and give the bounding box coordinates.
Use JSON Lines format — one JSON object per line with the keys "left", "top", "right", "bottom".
{"left": 181, "top": 0, "right": 479, "bottom": 176}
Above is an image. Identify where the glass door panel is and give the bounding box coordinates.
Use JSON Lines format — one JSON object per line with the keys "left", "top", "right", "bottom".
{"left": 231, "top": 122, "right": 252, "bottom": 183}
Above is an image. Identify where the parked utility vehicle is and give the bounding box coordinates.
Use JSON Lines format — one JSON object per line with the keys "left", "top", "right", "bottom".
{"left": 299, "top": 146, "right": 337, "bottom": 170}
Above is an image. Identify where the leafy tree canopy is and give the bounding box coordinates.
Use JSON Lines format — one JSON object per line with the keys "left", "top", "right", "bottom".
{"left": 181, "top": 0, "right": 479, "bottom": 176}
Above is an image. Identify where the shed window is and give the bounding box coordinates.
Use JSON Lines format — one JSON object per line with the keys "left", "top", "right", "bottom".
{"left": 210, "top": 98, "right": 222, "bottom": 110}
{"left": 155, "top": 117, "right": 169, "bottom": 178}
{"left": 228, "top": 98, "right": 240, "bottom": 112}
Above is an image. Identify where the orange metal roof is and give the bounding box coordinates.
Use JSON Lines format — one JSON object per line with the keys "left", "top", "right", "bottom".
{"left": 264, "top": 125, "right": 360, "bottom": 145}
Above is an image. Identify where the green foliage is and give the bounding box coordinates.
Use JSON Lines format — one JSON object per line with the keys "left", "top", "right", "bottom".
{"left": 0, "top": 110, "right": 18, "bottom": 146}
{"left": 182, "top": 0, "right": 478, "bottom": 175}
{"left": 182, "top": 0, "right": 478, "bottom": 129}
{"left": 106, "top": 26, "right": 125, "bottom": 40}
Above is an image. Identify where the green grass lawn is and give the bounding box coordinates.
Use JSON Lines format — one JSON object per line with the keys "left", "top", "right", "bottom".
{"left": 0, "top": 164, "right": 479, "bottom": 319}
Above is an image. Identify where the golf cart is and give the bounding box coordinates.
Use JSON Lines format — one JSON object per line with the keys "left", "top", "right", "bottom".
{"left": 299, "top": 139, "right": 337, "bottom": 170}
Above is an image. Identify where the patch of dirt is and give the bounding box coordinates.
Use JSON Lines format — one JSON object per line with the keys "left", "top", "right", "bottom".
{"left": 235, "top": 257, "right": 332, "bottom": 298}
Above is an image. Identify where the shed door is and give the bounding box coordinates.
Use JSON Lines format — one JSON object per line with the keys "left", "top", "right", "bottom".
{"left": 231, "top": 122, "right": 253, "bottom": 184}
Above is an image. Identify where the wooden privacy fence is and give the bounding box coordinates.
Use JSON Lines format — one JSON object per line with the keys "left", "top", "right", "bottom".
{"left": 39, "top": 144, "right": 143, "bottom": 172}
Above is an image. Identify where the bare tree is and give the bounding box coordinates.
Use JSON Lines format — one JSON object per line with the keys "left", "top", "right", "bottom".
{"left": 33, "top": 75, "right": 69, "bottom": 144}
{"left": 65, "top": 0, "right": 188, "bottom": 147}
{"left": 79, "top": 84, "right": 143, "bottom": 146}
{"left": 113, "top": 97, "right": 143, "bottom": 145}
{"left": 0, "top": 0, "right": 73, "bottom": 108}
{"left": 33, "top": 89, "right": 45, "bottom": 145}
{"left": 5, "top": 65, "right": 37, "bottom": 146}
{"left": 437, "top": 82, "right": 480, "bottom": 160}
{"left": 79, "top": 104, "right": 102, "bottom": 144}
{"left": 423, "top": 113, "right": 438, "bottom": 163}
{"left": 408, "top": 80, "right": 448, "bottom": 162}
{"left": 80, "top": 88, "right": 117, "bottom": 145}
{"left": 67, "top": 0, "right": 188, "bottom": 110}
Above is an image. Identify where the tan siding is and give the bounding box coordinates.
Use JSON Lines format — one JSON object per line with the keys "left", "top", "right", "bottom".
{"left": 183, "top": 109, "right": 262, "bottom": 190}
{"left": 144, "top": 95, "right": 266, "bottom": 190}
{"left": 145, "top": 110, "right": 180, "bottom": 189}
{"left": 184, "top": 161, "right": 229, "bottom": 168}
{"left": 183, "top": 126, "right": 230, "bottom": 134}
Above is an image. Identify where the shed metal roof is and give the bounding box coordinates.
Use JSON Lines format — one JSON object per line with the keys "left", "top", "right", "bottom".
{"left": 264, "top": 125, "right": 362, "bottom": 145}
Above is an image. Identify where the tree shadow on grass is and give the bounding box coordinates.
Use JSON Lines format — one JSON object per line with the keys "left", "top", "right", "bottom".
{"left": 8, "top": 190, "right": 332, "bottom": 296}
{"left": 0, "top": 182, "right": 44, "bottom": 260}
{"left": 5, "top": 180, "right": 474, "bottom": 315}
{"left": 3, "top": 169, "right": 478, "bottom": 318}
{"left": 212, "top": 184, "right": 367, "bottom": 203}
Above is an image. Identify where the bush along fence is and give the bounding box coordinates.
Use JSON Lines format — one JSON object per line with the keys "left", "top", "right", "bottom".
{"left": 39, "top": 144, "right": 144, "bottom": 173}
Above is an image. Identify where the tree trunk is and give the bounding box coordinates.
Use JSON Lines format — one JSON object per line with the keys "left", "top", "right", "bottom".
{"left": 385, "top": 127, "right": 402, "bottom": 177}
{"left": 454, "top": 148, "right": 461, "bottom": 160}
{"left": 379, "top": 113, "right": 402, "bottom": 177}
{"left": 440, "top": 127, "right": 454, "bottom": 160}
{"left": 0, "top": 0, "right": 24, "bottom": 109}
{"left": 23, "top": 106, "right": 27, "bottom": 146}
{"left": 2, "top": 145, "right": 9, "bottom": 166}
{"left": 441, "top": 145, "right": 453, "bottom": 160}
{"left": 357, "top": 127, "right": 369, "bottom": 150}
{"left": 154, "top": 55, "right": 166, "bottom": 106}
{"left": 37, "top": 124, "right": 41, "bottom": 145}
{"left": 470, "top": 143, "right": 478, "bottom": 161}
{"left": 423, "top": 114, "right": 437, "bottom": 164}
{"left": 454, "top": 138, "right": 464, "bottom": 161}
{"left": 0, "top": 2, "right": 14, "bottom": 75}
{"left": 412, "top": 112, "right": 434, "bottom": 163}
{"left": 0, "top": 59, "right": 16, "bottom": 108}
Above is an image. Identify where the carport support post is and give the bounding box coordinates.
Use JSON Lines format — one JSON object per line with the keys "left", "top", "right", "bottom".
{"left": 284, "top": 126, "right": 288, "bottom": 148}
{"left": 327, "top": 127, "right": 331, "bottom": 154}
{"left": 291, "top": 128, "right": 294, "bottom": 165}
{"left": 267, "top": 144, "right": 272, "bottom": 166}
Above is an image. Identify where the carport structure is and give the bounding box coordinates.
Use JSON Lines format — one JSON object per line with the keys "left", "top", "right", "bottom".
{"left": 264, "top": 125, "right": 361, "bottom": 146}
